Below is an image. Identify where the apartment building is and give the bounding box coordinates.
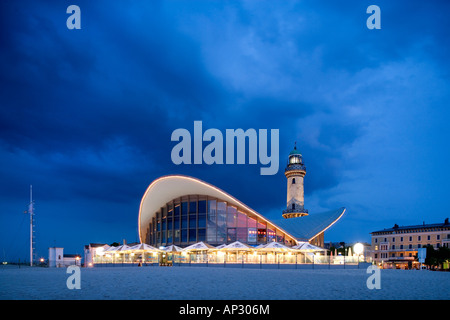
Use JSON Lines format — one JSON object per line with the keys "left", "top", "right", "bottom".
{"left": 370, "top": 218, "right": 450, "bottom": 269}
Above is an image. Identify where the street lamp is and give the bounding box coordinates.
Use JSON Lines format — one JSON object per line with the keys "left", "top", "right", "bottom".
{"left": 354, "top": 243, "right": 364, "bottom": 263}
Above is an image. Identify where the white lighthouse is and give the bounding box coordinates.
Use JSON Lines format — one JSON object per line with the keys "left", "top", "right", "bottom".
{"left": 282, "top": 143, "right": 308, "bottom": 219}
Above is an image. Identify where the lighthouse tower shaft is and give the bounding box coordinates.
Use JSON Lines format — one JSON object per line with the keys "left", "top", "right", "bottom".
{"left": 286, "top": 173, "right": 305, "bottom": 210}
{"left": 282, "top": 145, "right": 308, "bottom": 219}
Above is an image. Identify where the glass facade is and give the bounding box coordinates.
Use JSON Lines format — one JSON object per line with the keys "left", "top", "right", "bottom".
{"left": 146, "top": 195, "right": 295, "bottom": 248}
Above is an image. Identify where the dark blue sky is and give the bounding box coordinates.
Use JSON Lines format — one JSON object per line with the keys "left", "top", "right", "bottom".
{"left": 1, "top": 1, "right": 450, "bottom": 261}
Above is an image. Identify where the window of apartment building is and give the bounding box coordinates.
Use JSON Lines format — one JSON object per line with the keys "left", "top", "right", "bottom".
{"left": 409, "top": 236, "right": 412, "bottom": 241}
{"left": 418, "top": 244, "right": 421, "bottom": 248}
{"left": 375, "top": 238, "right": 377, "bottom": 243}
{"left": 418, "top": 236, "right": 421, "bottom": 241}
{"left": 427, "top": 235, "right": 431, "bottom": 241}
{"left": 437, "top": 235, "right": 440, "bottom": 240}
{"left": 400, "top": 237, "right": 403, "bottom": 241}
{"left": 392, "top": 245, "right": 395, "bottom": 249}
{"left": 409, "top": 244, "right": 412, "bottom": 249}
{"left": 392, "top": 237, "right": 395, "bottom": 242}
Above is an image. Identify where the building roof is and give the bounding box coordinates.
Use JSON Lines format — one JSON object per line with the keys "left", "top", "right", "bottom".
{"left": 84, "top": 243, "right": 108, "bottom": 249}
{"left": 272, "top": 207, "right": 346, "bottom": 241}
{"left": 139, "top": 175, "right": 345, "bottom": 244}
{"left": 371, "top": 219, "right": 450, "bottom": 234}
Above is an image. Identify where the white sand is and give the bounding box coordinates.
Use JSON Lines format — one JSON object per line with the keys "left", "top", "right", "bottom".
{"left": 0, "top": 265, "right": 449, "bottom": 300}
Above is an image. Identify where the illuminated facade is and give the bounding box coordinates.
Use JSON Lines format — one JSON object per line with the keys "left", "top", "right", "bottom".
{"left": 139, "top": 147, "right": 346, "bottom": 248}
{"left": 142, "top": 194, "right": 300, "bottom": 248}
{"left": 370, "top": 219, "right": 450, "bottom": 269}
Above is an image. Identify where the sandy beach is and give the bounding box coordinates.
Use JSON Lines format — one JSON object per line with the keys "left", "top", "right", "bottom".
{"left": 0, "top": 265, "right": 448, "bottom": 300}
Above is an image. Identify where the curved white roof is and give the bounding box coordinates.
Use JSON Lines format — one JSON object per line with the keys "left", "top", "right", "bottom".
{"left": 138, "top": 175, "right": 345, "bottom": 245}
{"left": 138, "top": 175, "right": 297, "bottom": 243}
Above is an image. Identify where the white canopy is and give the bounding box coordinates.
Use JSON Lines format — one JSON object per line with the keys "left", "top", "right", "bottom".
{"left": 115, "top": 244, "right": 132, "bottom": 252}
{"left": 182, "top": 241, "right": 216, "bottom": 252}
{"left": 129, "top": 243, "right": 161, "bottom": 252}
{"left": 256, "top": 242, "right": 293, "bottom": 252}
{"left": 220, "top": 241, "right": 254, "bottom": 251}
{"left": 215, "top": 244, "right": 227, "bottom": 249}
{"left": 104, "top": 246, "right": 119, "bottom": 252}
{"left": 293, "top": 242, "right": 327, "bottom": 252}
{"left": 162, "top": 245, "right": 184, "bottom": 253}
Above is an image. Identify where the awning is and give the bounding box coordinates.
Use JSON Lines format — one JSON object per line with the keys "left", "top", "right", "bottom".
{"left": 129, "top": 243, "right": 161, "bottom": 252}
{"left": 161, "top": 245, "right": 184, "bottom": 253}
{"left": 292, "top": 242, "right": 327, "bottom": 252}
{"left": 220, "top": 241, "right": 254, "bottom": 251}
{"left": 182, "top": 241, "right": 217, "bottom": 252}
{"left": 256, "top": 242, "right": 294, "bottom": 252}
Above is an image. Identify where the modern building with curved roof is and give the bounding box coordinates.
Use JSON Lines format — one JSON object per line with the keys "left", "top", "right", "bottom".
{"left": 138, "top": 146, "right": 345, "bottom": 249}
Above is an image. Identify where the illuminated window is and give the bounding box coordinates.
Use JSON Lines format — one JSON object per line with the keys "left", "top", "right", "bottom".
{"left": 227, "top": 228, "right": 236, "bottom": 242}
{"left": 267, "top": 228, "right": 276, "bottom": 242}
{"left": 227, "top": 206, "right": 237, "bottom": 227}
{"left": 257, "top": 220, "right": 267, "bottom": 244}
{"left": 237, "top": 228, "right": 247, "bottom": 243}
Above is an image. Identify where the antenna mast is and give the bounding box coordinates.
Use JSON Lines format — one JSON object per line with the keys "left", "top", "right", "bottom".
{"left": 28, "top": 185, "right": 35, "bottom": 266}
